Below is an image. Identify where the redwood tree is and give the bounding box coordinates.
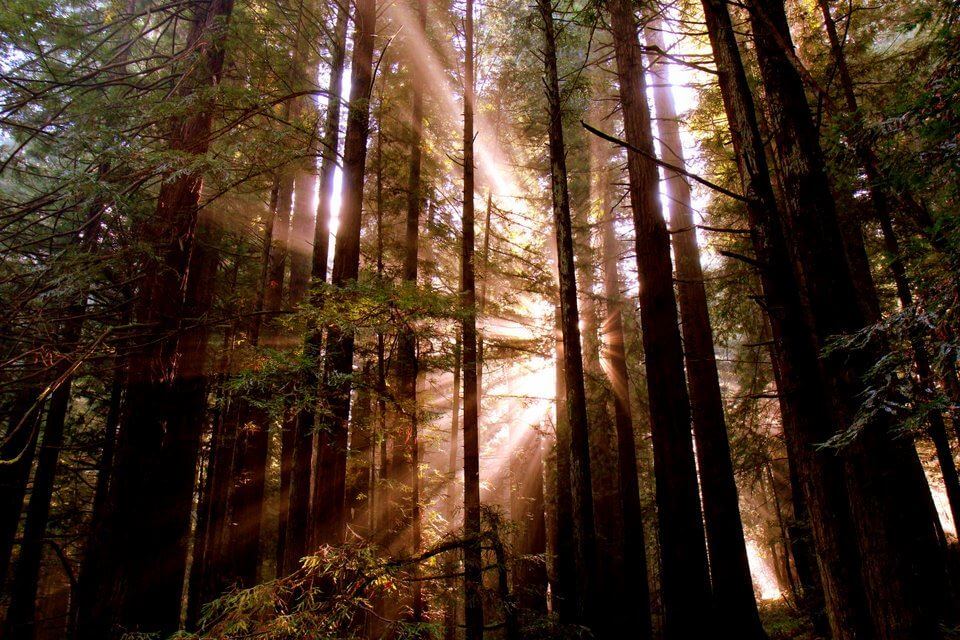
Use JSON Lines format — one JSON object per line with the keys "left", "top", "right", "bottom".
{"left": 73, "top": 2, "right": 234, "bottom": 635}
{"left": 645, "top": 20, "right": 766, "bottom": 639}
{"left": 605, "top": 0, "right": 712, "bottom": 635}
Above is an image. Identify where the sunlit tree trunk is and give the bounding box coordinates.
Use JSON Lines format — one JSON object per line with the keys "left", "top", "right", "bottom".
{"left": 228, "top": 180, "right": 286, "bottom": 583}
{"left": 606, "top": 1, "right": 712, "bottom": 635}
{"left": 510, "top": 423, "right": 548, "bottom": 614}
{"left": 538, "top": 0, "right": 598, "bottom": 627}
{"left": 579, "top": 100, "right": 640, "bottom": 638}
{"left": 386, "top": 0, "right": 427, "bottom": 623}
{"left": 302, "top": 0, "right": 376, "bottom": 551}
{"left": 277, "top": 5, "right": 348, "bottom": 571}
{"left": 392, "top": 0, "right": 426, "bottom": 546}
{"left": 348, "top": 361, "right": 374, "bottom": 534}
{"left": 644, "top": 20, "right": 767, "bottom": 639}
{"left": 288, "top": 2, "right": 320, "bottom": 306}
{"left": 279, "top": 0, "right": 354, "bottom": 570}
{"left": 443, "top": 328, "right": 461, "bottom": 640}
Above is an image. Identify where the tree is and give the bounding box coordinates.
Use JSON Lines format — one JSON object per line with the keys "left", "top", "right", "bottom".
{"left": 74, "top": 0, "right": 235, "bottom": 634}
{"left": 538, "top": 0, "right": 598, "bottom": 627}
{"left": 604, "top": 0, "right": 712, "bottom": 635}
{"left": 461, "top": 0, "right": 483, "bottom": 635}
{"left": 747, "top": 0, "right": 954, "bottom": 635}
{"left": 645, "top": 19, "right": 767, "bottom": 639}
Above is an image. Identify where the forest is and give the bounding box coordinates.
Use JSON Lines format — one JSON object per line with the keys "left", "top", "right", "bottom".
{"left": 1, "top": 0, "right": 959, "bottom": 637}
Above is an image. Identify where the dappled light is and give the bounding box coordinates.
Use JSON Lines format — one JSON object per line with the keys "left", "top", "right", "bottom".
{"left": 2, "top": 0, "right": 960, "bottom": 638}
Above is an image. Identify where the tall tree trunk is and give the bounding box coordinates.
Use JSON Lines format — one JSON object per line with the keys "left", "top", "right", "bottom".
{"left": 698, "top": 1, "right": 873, "bottom": 636}
{"left": 230, "top": 180, "right": 288, "bottom": 583}
{"left": 550, "top": 303, "right": 577, "bottom": 621}
{"left": 312, "top": 2, "right": 349, "bottom": 290}
{"left": 747, "top": 0, "right": 954, "bottom": 635}
{"left": 390, "top": 0, "right": 426, "bottom": 560}
{"left": 538, "top": 0, "right": 598, "bottom": 627}
{"left": 461, "top": 0, "right": 483, "bottom": 636}
{"left": 815, "top": 0, "right": 960, "bottom": 529}
{"left": 4, "top": 212, "right": 109, "bottom": 639}
{"left": 599, "top": 174, "right": 652, "bottom": 640}
{"left": 73, "top": 0, "right": 234, "bottom": 633}
{"left": 443, "top": 331, "right": 461, "bottom": 640}
{"left": 606, "top": 1, "right": 712, "bottom": 635}
{"left": 299, "top": 0, "right": 376, "bottom": 553}
{"left": 579, "top": 103, "right": 640, "bottom": 638}
{"left": 644, "top": 21, "right": 767, "bottom": 639}
{"left": 510, "top": 424, "right": 548, "bottom": 614}
{"left": 275, "top": 3, "right": 348, "bottom": 576}
{"left": 186, "top": 376, "right": 239, "bottom": 625}
{"left": 280, "top": 0, "right": 351, "bottom": 570}
{"left": 288, "top": 2, "right": 320, "bottom": 306}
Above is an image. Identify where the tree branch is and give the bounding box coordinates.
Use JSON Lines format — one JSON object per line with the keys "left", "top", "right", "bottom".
{"left": 581, "top": 120, "right": 751, "bottom": 203}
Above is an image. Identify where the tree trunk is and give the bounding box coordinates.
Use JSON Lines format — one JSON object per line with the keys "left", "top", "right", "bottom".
{"left": 747, "top": 0, "right": 954, "bottom": 635}
{"left": 280, "top": 0, "right": 350, "bottom": 570}
{"left": 539, "top": 0, "right": 599, "bottom": 628}
{"left": 288, "top": 3, "right": 320, "bottom": 307}
{"left": 301, "top": 0, "right": 376, "bottom": 552}
{"left": 599, "top": 173, "right": 652, "bottom": 639}
{"left": 5, "top": 256, "right": 104, "bottom": 639}
{"left": 606, "top": 1, "right": 712, "bottom": 635}
{"left": 443, "top": 332, "right": 461, "bottom": 640}
{"left": 549, "top": 303, "right": 578, "bottom": 622}
{"left": 697, "top": 1, "right": 876, "bottom": 636}
{"left": 73, "top": 0, "right": 234, "bottom": 633}
{"left": 645, "top": 21, "right": 767, "bottom": 639}
{"left": 313, "top": 3, "right": 349, "bottom": 290}
{"left": 186, "top": 378, "right": 239, "bottom": 626}
{"left": 390, "top": 0, "right": 426, "bottom": 563}
{"left": 510, "top": 423, "right": 547, "bottom": 614}
{"left": 230, "top": 180, "right": 289, "bottom": 582}
{"left": 461, "top": 0, "right": 483, "bottom": 636}
{"left": 815, "top": 0, "right": 960, "bottom": 530}
{"left": 0, "top": 388, "right": 42, "bottom": 588}
{"left": 279, "top": 0, "right": 349, "bottom": 563}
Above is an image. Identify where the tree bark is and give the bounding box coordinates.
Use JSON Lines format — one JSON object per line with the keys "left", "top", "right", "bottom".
{"left": 747, "top": 0, "right": 954, "bottom": 635}
{"left": 599, "top": 172, "right": 652, "bottom": 640}
{"left": 606, "top": 1, "right": 712, "bottom": 635}
{"left": 390, "top": 0, "right": 426, "bottom": 566}
{"left": 697, "top": 1, "right": 873, "bottom": 636}
{"left": 510, "top": 421, "right": 548, "bottom": 614}
{"left": 0, "top": 389, "right": 42, "bottom": 590}
{"left": 815, "top": 0, "right": 960, "bottom": 529}
{"left": 645, "top": 21, "right": 766, "bottom": 639}
{"left": 288, "top": 1, "right": 320, "bottom": 306}
{"left": 73, "top": 0, "right": 233, "bottom": 633}
{"left": 299, "top": 0, "right": 376, "bottom": 553}
{"left": 4, "top": 215, "right": 108, "bottom": 639}
{"left": 461, "top": 0, "right": 483, "bottom": 636}
{"left": 229, "top": 181, "right": 288, "bottom": 583}
{"left": 539, "top": 0, "right": 599, "bottom": 628}
{"left": 313, "top": 3, "right": 349, "bottom": 290}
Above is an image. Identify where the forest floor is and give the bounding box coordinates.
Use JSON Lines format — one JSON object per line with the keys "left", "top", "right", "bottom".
{"left": 759, "top": 601, "right": 822, "bottom": 640}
